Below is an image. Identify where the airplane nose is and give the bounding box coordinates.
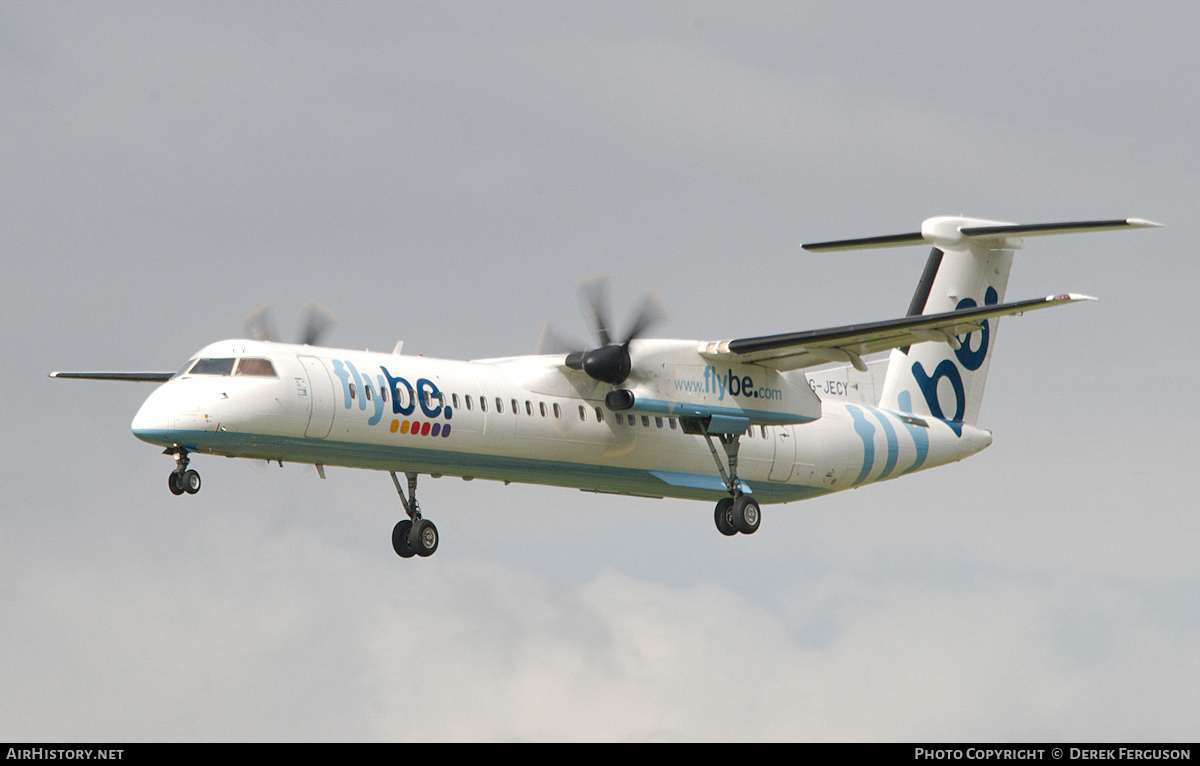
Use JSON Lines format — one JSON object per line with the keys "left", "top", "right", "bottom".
{"left": 131, "top": 392, "right": 174, "bottom": 445}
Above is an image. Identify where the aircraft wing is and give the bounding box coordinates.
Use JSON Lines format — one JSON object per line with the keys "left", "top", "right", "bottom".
{"left": 699, "top": 293, "right": 1094, "bottom": 372}
{"left": 49, "top": 371, "right": 174, "bottom": 382}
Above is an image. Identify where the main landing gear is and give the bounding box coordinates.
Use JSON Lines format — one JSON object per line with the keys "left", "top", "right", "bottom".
{"left": 703, "top": 432, "right": 761, "bottom": 537}
{"left": 389, "top": 471, "right": 439, "bottom": 558}
{"left": 165, "top": 447, "right": 201, "bottom": 496}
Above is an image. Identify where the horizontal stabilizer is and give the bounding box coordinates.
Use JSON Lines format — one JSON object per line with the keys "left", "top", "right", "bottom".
{"left": 50, "top": 371, "right": 174, "bottom": 382}
{"left": 801, "top": 231, "right": 926, "bottom": 252}
{"left": 958, "top": 218, "right": 1161, "bottom": 239}
{"left": 802, "top": 217, "right": 1160, "bottom": 252}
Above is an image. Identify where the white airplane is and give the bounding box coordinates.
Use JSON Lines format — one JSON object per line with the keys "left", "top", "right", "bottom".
{"left": 52, "top": 216, "right": 1157, "bottom": 559}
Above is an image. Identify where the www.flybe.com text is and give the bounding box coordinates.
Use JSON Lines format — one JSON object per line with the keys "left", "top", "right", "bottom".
{"left": 675, "top": 366, "right": 782, "bottom": 402}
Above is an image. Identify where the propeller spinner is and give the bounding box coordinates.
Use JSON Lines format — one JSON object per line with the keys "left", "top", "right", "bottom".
{"left": 559, "top": 275, "right": 669, "bottom": 387}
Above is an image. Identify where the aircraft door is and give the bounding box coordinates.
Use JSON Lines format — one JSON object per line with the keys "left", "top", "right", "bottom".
{"left": 768, "top": 425, "right": 796, "bottom": 482}
{"left": 299, "top": 356, "right": 335, "bottom": 439}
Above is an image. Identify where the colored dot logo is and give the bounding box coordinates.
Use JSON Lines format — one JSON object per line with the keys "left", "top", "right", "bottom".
{"left": 392, "top": 420, "right": 450, "bottom": 438}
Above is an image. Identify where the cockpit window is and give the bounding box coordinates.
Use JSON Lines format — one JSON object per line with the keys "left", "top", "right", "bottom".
{"left": 188, "top": 357, "right": 236, "bottom": 376}
{"left": 234, "top": 357, "right": 277, "bottom": 377}
{"left": 173, "top": 358, "right": 198, "bottom": 379}
{"left": 181, "top": 357, "right": 277, "bottom": 377}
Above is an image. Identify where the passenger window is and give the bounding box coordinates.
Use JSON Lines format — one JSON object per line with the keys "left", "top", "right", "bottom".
{"left": 513, "top": 399, "right": 520, "bottom": 415}
{"left": 452, "top": 393, "right": 460, "bottom": 409}
{"left": 394, "top": 384, "right": 411, "bottom": 409}
{"left": 595, "top": 407, "right": 604, "bottom": 423}
{"left": 525, "top": 401, "right": 533, "bottom": 416}
{"left": 189, "top": 358, "right": 236, "bottom": 376}
{"left": 480, "top": 396, "right": 488, "bottom": 413}
{"left": 465, "top": 395, "right": 473, "bottom": 411}
{"left": 655, "top": 417, "right": 663, "bottom": 429}
{"left": 365, "top": 385, "right": 373, "bottom": 401}
{"left": 641, "top": 416, "right": 650, "bottom": 428}
{"left": 579, "top": 405, "right": 587, "bottom": 422}
{"left": 234, "top": 358, "right": 276, "bottom": 377}
{"left": 350, "top": 383, "right": 357, "bottom": 401}
{"left": 381, "top": 386, "right": 388, "bottom": 403}
{"left": 539, "top": 402, "right": 547, "bottom": 418}
{"left": 669, "top": 418, "right": 677, "bottom": 430}
{"left": 496, "top": 398, "right": 504, "bottom": 413}
{"left": 553, "top": 403, "right": 561, "bottom": 419}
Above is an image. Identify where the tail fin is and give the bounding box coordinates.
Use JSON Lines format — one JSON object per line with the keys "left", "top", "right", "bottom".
{"left": 806, "top": 216, "right": 1159, "bottom": 433}
{"left": 879, "top": 236, "right": 1011, "bottom": 433}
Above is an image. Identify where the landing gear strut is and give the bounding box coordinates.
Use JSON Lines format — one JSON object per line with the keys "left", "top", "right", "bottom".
{"left": 166, "top": 447, "right": 201, "bottom": 496}
{"left": 389, "top": 471, "right": 438, "bottom": 558}
{"left": 703, "top": 432, "right": 760, "bottom": 537}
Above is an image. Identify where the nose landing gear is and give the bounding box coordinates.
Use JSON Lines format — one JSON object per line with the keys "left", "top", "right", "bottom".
{"left": 166, "top": 447, "right": 201, "bottom": 496}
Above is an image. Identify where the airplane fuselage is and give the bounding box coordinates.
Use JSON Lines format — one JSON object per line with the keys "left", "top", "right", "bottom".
{"left": 131, "top": 339, "right": 992, "bottom": 505}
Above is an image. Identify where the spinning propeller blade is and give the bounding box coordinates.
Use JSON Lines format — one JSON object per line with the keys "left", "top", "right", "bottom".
{"left": 242, "top": 303, "right": 278, "bottom": 342}
{"left": 243, "top": 302, "right": 337, "bottom": 345}
{"left": 299, "top": 302, "right": 338, "bottom": 346}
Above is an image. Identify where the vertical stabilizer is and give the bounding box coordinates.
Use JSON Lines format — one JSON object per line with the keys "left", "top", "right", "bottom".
{"left": 877, "top": 239, "right": 1013, "bottom": 433}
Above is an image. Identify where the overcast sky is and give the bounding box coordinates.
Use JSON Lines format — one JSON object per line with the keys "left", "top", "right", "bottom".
{"left": 3, "top": 1, "right": 1198, "bottom": 741}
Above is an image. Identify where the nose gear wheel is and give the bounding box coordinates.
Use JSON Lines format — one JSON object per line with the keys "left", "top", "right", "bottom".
{"left": 165, "top": 447, "right": 201, "bottom": 496}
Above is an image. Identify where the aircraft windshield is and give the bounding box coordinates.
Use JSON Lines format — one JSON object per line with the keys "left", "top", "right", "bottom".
{"left": 234, "top": 358, "right": 276, "bottom": 377}
{"left": 181, "top": 357, "right": 278, "bottom": 377}
{"left": 187, "top": 358, "right": 236, "bottom": 376}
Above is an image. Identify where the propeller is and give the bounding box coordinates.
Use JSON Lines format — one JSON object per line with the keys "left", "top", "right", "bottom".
{"left": 557, "top": 275, "right": 670, "bottom": 387}
{"left": 243, "top": 301, "right": 338, "bottom": 346}
{"left": 536, "top": 321, "right": 585, "bottom": 356}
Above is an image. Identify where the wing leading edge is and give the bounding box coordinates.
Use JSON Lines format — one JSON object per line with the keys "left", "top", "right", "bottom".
{"left": 49, "top": 371, "right": 174, "bottom": 382}
{"left": 700, "top": 293, "right": 1095, "bottom": 372}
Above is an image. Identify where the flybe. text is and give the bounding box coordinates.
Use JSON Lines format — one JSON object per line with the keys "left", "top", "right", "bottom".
{"left": 330, "top": 359, "right": 452, "bottom": 436}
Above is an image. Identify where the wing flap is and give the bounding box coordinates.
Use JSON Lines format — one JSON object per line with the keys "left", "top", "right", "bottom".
{"left": 702, "top": 294, "right": 1094, "bottom": 372}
